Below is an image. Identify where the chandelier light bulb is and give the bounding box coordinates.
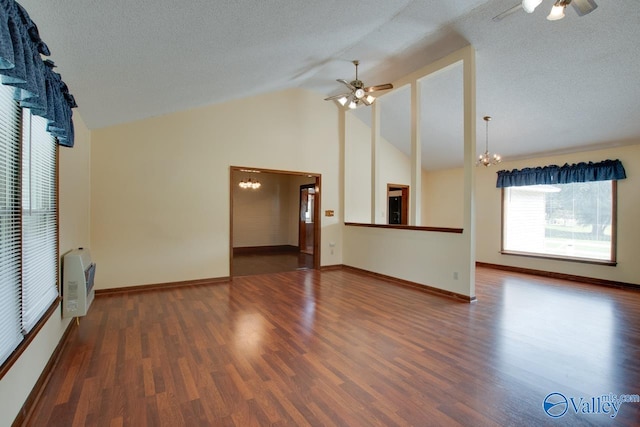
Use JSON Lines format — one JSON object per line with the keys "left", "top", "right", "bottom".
{"left": 239, "top": 178, "right": 261, "bottom": 189}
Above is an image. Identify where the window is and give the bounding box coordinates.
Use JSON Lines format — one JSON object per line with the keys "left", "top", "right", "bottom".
{"left": 0, "top": 84, "right": 58, "bottom": 368}
{"left": 502, "top": 181, "right": 616, "bottom": 263}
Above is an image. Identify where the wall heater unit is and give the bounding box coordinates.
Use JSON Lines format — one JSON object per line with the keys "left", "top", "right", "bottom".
{"left": 62, "top": 248, "right": 96, "bottom": 318}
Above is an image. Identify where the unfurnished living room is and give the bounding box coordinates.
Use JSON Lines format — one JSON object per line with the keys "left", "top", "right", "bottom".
{"left": 1, "top": 0, "right": 639, "bottom": 426}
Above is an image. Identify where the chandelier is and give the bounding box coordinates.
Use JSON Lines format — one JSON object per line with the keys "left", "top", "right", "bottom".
{"left": 477, "top": 116, "right": 502, "bottom": 167}
{"left": 238, "top": 178, "right": 261, "bottom": 189}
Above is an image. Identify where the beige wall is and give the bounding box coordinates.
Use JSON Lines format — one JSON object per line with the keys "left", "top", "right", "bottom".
{"left": 344, "top": 112, "right": 372, "bottom": 223}
{"left": 1, "top": 113, "right": 92, "bottom": 426}
{"left": 343, "top": 225, "right": 474, "bottom": 296}
{"left": 422, "top": 167, "right": 464, "bottom": 228}
{"left": 377, "top": 135, "right": 412, "bottom": 225}
{"left": 91, "top": 89, "right": 342, "bottom": 289}
{"left": 344, "top": 113, "right": 412, "bottom": 224}
{"left": 232, "top": 171, "right": 293, "bottom": 248}
{"left": 476, "top": 143, "right": 640, "bottom": 285}
{"left": 232, "top": 171, "right": 316, "bottom": 248}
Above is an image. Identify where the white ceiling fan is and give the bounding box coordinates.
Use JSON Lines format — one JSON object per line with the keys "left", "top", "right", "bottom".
{"left": 324, "top": 60, "right": 393, "bottom": 109}
{"left": 493, "top": 0, "right": 598, "bottom": 22}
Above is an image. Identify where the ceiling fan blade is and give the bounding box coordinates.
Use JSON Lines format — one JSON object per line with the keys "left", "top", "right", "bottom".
{"left": 364, "top": 83, "right": 393, "bottom": 93}
{"left": 324, "top": 92, "right": 350, "bottom": 101}
{"left": 337, "top": 79, "right": 355, "bottom": 91}
{"left": 492, "top": 3, "right": 522, "bottom": 22}
{"left": 571, "top": 0, "right": 597, "bottom": 16}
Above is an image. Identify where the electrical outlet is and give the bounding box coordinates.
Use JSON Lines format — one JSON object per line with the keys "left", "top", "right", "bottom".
{"left": 453, "top": 272, "right": 459, "bottom": 280}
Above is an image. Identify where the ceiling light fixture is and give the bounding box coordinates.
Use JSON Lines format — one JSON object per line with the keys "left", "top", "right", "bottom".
{"left": 477, "top": 116, "right": 502, "bottom": 167}
{"left": 521, "top": 0, "right": 588, "bottom": 21}
{"left": 337, "top": 91, "right": 374, "bottom": 109}
{"left": 343, "top": 61, "right": 375, "bottom": 108}
{"left": 547, "top": 0, "right": 568, "bottom": 20}
{"left": 522, "top": 0, "right": 543, "bottom": 13}
{"left": 343, "top": 90, "right": 375, "bottom": 109}
{"left": 239, "top": 178, "right": 261, "bottom": 189}
{"left": 325, "top": 60, "right": 393, "bottom": 109}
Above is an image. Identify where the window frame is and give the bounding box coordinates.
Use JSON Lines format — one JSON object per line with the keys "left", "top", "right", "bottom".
{"left": 0, "top": 86, "right": 60, "bottom": 380}
{"left": 500, "top": 181, "right": 618, "bottom": 266}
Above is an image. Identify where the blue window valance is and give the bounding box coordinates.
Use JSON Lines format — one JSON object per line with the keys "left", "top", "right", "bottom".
{"left": 496, "top": 159, "right": 627, "bottom": 188}
{"left": 0, "top": 0, "right": 76, "bottom": 147}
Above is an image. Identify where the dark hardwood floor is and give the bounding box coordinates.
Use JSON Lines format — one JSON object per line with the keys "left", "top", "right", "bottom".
{"left": 232, "top": 250, "right": 314, "bottom": 276}
{"left": 24, "top": 267, "right": 640, "bottom": 426}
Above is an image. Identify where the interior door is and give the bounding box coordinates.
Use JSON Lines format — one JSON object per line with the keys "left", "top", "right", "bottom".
{"left": 299, "top": 184, "right": 315, "bottom": 255}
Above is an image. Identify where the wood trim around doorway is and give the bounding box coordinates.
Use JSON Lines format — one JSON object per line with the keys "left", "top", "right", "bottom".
{"left": 229, "top": 166, "right": 321, "bottom": 275}
{"left": 387, "top": 183, "right": 409, "bottom": 225}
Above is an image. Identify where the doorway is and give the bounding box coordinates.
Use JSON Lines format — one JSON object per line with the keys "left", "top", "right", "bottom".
{"left": 387, "top": 184, "right": 409, "bottom": 225}
{"left": 230, "top": 167, "right": 321, "bottom": 276}
{"left": 299, "top": 184, "right": 315, "bottom": 255}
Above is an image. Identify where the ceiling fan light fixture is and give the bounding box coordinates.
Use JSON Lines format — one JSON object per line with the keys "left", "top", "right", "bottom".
{"left": 547, "top": 2, "right": 567, "bottom": 20}
{"left": 522, "top": 0, "right": 543, "bottom": 13}
{"left": 325, "top": 60, "right": 393, "bottom": 109}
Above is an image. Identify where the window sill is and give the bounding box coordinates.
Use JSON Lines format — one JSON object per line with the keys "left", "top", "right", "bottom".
{"left": 500, "top": 250, "right": 617, "bottom": 266}
{"left": 0, "top": 297, "right": 61, "bottom": 380}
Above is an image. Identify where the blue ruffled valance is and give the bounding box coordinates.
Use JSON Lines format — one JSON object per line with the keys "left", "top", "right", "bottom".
{"left": 496, "top": 159, "right": 627, "bottom": 188}
{"left": 0, "top": 0, "right": 76, "bottom": 147}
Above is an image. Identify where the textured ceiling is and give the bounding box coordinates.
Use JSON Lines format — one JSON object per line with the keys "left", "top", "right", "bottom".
{"left": 18, "top": 0, "right": 640, "bottom": 168}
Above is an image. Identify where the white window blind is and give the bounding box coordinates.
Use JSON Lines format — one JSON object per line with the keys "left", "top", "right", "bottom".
{"left": 0, "top": 84, "right": 59, "bottom": 367}
{"left": 21, "top": 112, "right": 58, "bottom": 333}
{"left": 0, "top": 84, "right": 23, "bottom": 364}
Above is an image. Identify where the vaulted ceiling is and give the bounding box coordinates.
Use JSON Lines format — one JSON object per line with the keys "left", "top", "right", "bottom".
{"left": 19, "top": 0, "right": 640, "bottom": 168}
